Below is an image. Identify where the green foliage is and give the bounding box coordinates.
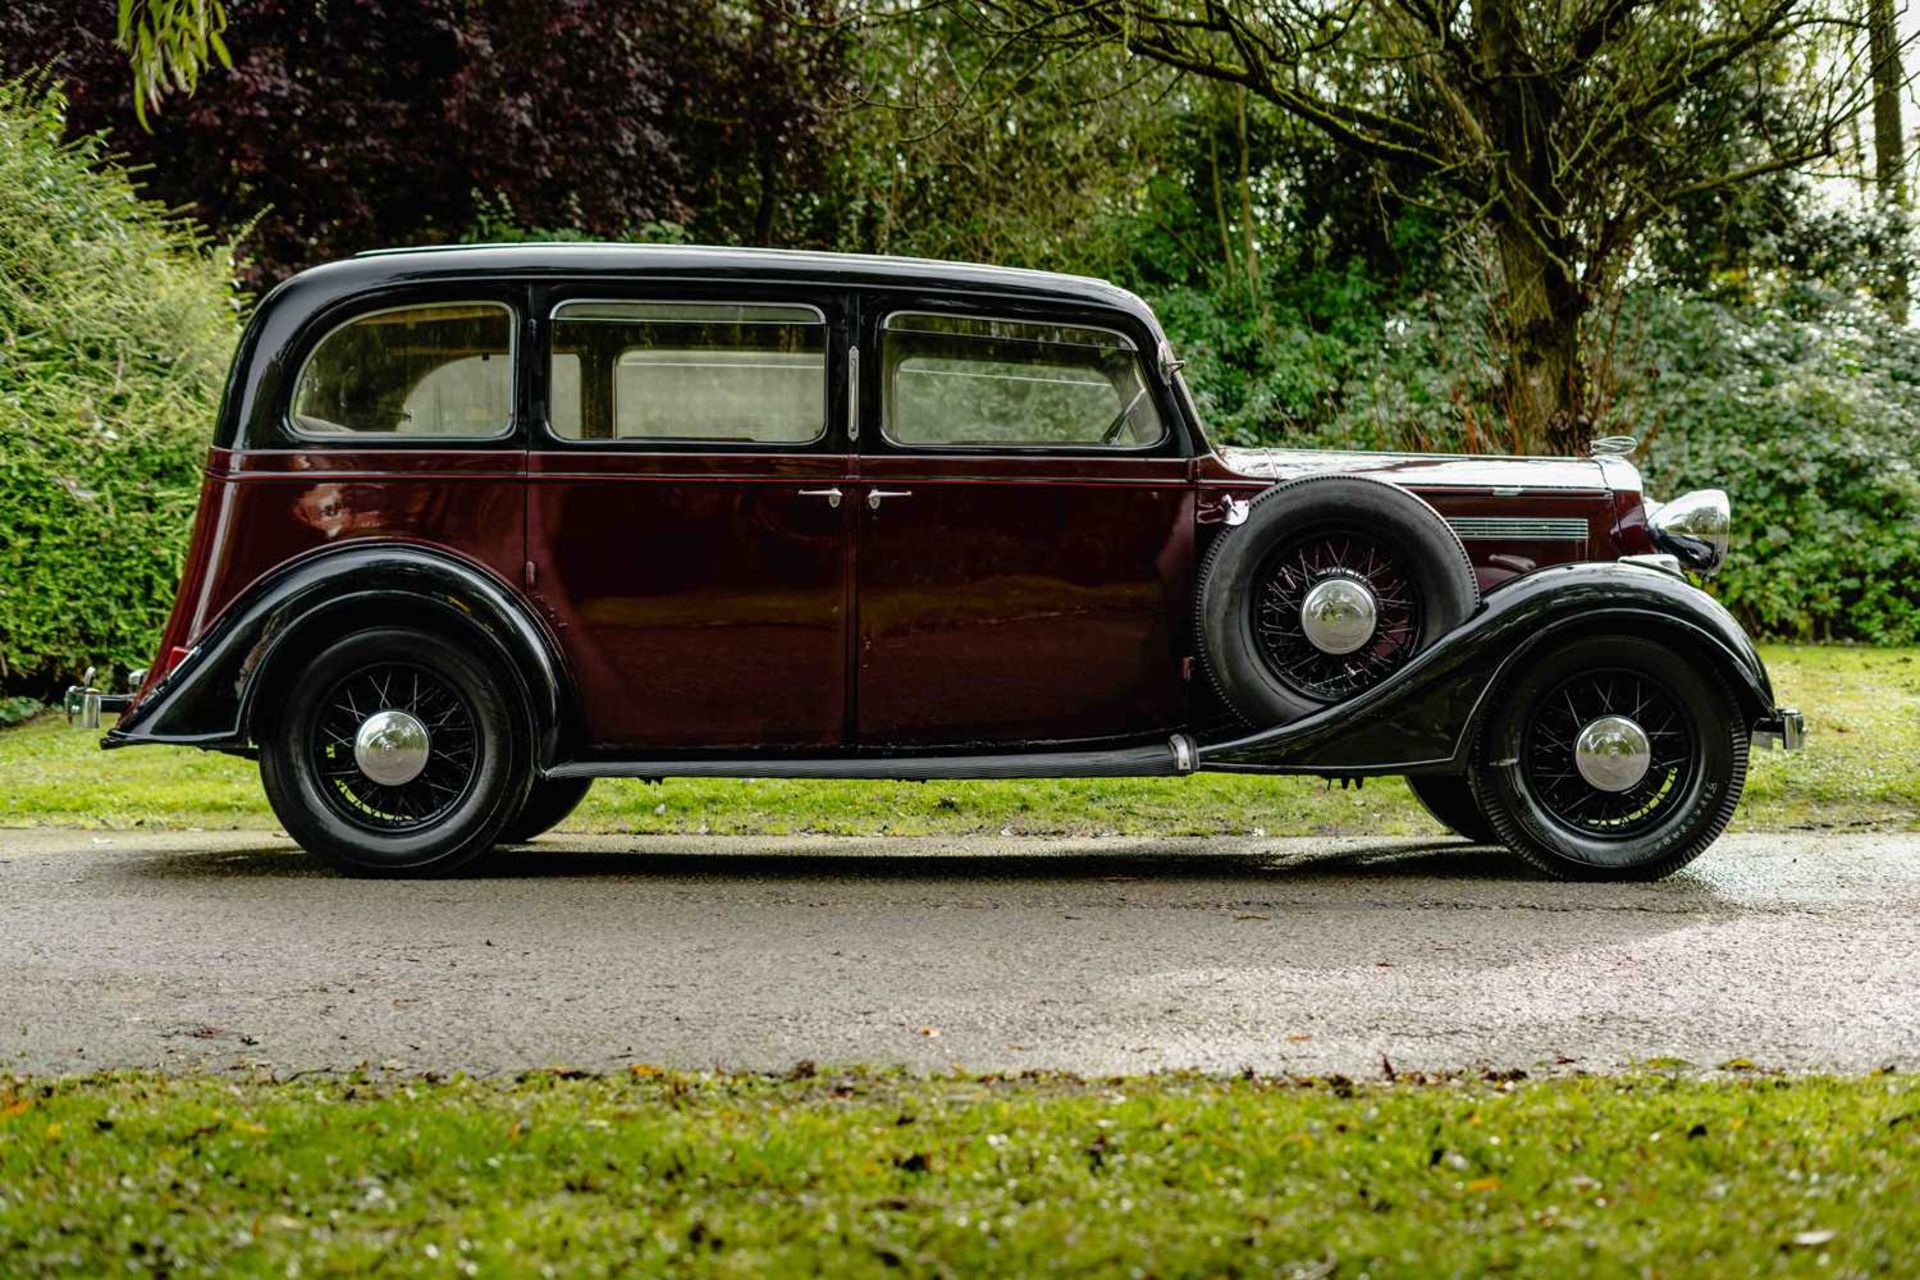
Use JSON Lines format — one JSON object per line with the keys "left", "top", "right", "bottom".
{"left": 0, "top": 695, "right": 42, "bottom": 727}
{"left": 1617, "top": 293, "right": 1920, "bottom": 644}
{"left": 115, "top": 0, "right": 231, "bottom": 128}
{"left": 1, "top": 1071, "right": 1916, "bottom": 1276}
{"left": 0, "top": 80, "right": 238, "bottom": 692}
{"left": 1153, "top": 274, "right": 1516, "bottom": 455}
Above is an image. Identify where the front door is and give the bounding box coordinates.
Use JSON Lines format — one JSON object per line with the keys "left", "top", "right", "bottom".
{"left": 854, "top": 307, "right": 1193, "bottom": 747}
{"left": 527, "top": 291, "right": 852, "bottom": 751}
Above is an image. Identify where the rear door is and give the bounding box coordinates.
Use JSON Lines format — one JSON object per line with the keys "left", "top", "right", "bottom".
{"left": 853, "top": 305, "right": 1194, "bottom": 748}
{"left": 526, "top": 288, "right": 854, "bottom": 751}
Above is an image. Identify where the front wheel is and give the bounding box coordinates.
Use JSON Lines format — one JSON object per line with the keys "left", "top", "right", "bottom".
{"left": 259, "top": 627, "right": 529, "bottom": 877}
{"left": 1469, "top": 635, "right": 1747, "bottom": 881}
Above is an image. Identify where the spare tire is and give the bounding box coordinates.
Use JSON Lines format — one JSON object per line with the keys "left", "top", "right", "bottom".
{"left": 1195, "top": 474, "right": 1480, "bottom": 725}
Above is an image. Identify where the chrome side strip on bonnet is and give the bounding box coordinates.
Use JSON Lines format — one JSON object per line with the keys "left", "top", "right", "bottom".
{"left": 1444, "top": 516, "right": 1589, "bottom": 541}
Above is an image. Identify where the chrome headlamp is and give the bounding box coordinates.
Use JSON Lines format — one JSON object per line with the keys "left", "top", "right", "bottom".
{"left": 1645, "top": 489, "right": 1730, "bottom": 577}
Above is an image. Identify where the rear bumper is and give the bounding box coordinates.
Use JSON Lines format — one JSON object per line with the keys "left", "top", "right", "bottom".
{"left": 1755, "top": 707, "right": 1806, "bottom": 752}
{"left": 62, "top": 667, "right": 140, "bottom": 730}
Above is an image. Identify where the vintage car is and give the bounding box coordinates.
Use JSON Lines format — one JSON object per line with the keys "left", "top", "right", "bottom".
{"left": 68, "top": 244, "right": 1803, "bottom": 878}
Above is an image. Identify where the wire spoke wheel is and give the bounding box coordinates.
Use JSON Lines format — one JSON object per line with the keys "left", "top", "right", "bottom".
{"left": 1251, "top": 528, "right": 1422, "bottom": 703}
{"left": 1470, "top": 634, "right": 1745, "bottom": 881}
{"left": 1522, "top": 667, "right": 1696, "bottom": 839}
{"left": 307, "top": 662, "right": 480, "bottom": 833}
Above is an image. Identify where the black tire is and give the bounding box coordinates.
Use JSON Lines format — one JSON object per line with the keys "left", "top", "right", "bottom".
{"left": 1469, "top": 635, "right": 1747, "bottom": 881}
{"left": 1195, "top": 475, "right": 1480, "bottom": 724}
{"left": 259, "top": 627, "right": 530, "bottom": 877}
{"left": 1406, "top": 774, "right": 1500, "bottom": 845}
{"left": 499, "top": 776, "right": 593, "bottom": 844}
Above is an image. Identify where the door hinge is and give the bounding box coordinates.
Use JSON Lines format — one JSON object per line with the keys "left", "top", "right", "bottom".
{"left": 524, "top": 559, "right": 537, "bottom": 589}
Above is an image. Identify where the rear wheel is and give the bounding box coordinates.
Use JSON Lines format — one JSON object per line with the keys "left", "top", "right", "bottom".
{"left": 1469, "top": 635, "right": 1747, "bottom": 880}
{"left": 259, "top": 627, "right": 529, "bottom": 877}
{"left": 499, "top": 776, "right": 593, "bottom": 844}
{"left": 1406, "top": 775, "right": 1498, "bottom": 845}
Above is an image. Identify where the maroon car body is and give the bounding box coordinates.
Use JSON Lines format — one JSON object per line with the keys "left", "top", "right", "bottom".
{"left": 83, "top": 245, "right": 1801, "bottom": 878}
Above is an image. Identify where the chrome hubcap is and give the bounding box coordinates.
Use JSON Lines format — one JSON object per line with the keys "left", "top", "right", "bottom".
{"left": 1299, "top": 577, "right": 1378, "bottom": 655}
{"left": 1572, "top": 715, "right": 1652, "bottom": 793}
{"left": 352, "top": 709, "right": 431, "bottom": 787}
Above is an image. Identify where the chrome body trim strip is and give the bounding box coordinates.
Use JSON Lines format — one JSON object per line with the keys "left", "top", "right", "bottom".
{"left": 1445, "top": 516, "right": 1590, "bottom": 541}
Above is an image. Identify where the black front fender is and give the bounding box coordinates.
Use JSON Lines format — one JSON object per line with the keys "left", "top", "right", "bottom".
{"left": 106, "top": 543, "right": 570, "bottom": 765}
{"left": 1197, "top": 561, "right": 1778, "bottom": 775}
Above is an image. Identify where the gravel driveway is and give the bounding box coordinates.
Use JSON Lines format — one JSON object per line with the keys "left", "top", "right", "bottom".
{"left": 2, "top": 829, "right": 1914, "bottom": 1077}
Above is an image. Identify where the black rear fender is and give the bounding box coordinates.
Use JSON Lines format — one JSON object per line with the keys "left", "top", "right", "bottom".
{"left": 105, "top": 544, "right": 570, "bottom": 765}
{"left": 1197, "top": 561, "right": 1777, "bottom": 776}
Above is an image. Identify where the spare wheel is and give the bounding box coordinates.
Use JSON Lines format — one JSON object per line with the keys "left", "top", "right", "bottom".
{"left": 1195, "top": 474, "right": 1480, "bottom": 725}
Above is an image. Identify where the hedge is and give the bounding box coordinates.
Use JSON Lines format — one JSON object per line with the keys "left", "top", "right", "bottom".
{"left": 1618, "top": 292, "right": 1920, "bottom": 645}
{"left": 0, "top": 80, "right": 238, "bottom": 694}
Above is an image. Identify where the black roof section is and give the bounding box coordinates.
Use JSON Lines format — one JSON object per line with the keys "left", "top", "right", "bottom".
{"left": 329, "top": 242, "right": 1157, "bottom": 318}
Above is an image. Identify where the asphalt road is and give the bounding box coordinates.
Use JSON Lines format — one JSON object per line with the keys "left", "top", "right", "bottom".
{"left": 1, "top": 829, "right": 1915, "bottom": 1078}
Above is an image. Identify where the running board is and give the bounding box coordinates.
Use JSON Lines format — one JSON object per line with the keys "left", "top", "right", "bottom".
{"left": 548, "top": 739, "right": 1191, "bottom": 782}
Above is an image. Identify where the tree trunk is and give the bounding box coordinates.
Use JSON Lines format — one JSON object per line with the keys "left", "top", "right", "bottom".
{"left": 1869, "top": 0, "right": 1908, "bottom": 323}
{"left": 1474, "top": 0, "right": 1586, "bottom": 454}
{"left": 1494, "top": 220, "right": 1587, "bottom": 456}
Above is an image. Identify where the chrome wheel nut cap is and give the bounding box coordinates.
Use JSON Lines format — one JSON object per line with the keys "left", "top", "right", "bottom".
{"left": 1299, "top": 577, "right": 1378, "bottom": 656}
{"left": 353, "top": 709, "right": 431, "bottom": 787}
{"left": 1573, "top": 715, "right": 1652, "bottom": 792}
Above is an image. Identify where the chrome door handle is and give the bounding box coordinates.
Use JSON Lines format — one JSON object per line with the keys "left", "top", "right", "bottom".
{"left": 866, "top": 489, "right": 912, "bottom": 510}
{"left": 798, "top": 487, "right": 843, "bottom": 508}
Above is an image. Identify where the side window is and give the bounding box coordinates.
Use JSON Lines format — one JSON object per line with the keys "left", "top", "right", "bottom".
{"left": 882, "top": 313, "right": 1165, "bottom": 449}
{"left": 290, "top": 303, "right": 513, "bottom": 437}
{"left": 547, "top": 301, "right": 827, "bottom": 443}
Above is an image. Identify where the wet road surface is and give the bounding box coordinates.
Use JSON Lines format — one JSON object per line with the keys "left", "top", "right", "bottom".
{"left": 2, "top": 829, "right": 1914, "bottom": 1077}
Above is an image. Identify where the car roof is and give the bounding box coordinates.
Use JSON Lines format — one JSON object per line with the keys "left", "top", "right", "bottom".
{"left": 309, "top": 242, "right": 1159, "bottom": 321}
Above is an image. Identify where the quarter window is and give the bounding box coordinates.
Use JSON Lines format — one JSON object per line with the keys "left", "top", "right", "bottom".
{"left": 290, "top": 303, "right": 513, "bottom": 437}
{"left": 548, "top": 301, "right": 827, "bottom": 443}
{"left": 882, "top": 313, "right": 1164, "bottom": 449}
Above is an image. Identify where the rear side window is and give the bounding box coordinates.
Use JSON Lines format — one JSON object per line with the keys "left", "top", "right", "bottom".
{"left": 548, "top": 301, "right": 827, "bottom": 443}
{"left": 290, "top": 303, "right": 514, "bottom": 437}
{"left": 882, "top": 312, "right": 1165, "bottom": 449}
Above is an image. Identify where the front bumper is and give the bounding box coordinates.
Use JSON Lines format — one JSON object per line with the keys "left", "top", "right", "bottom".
{"left": 1755, "top": 707, "right": 1806, "bottom": 752}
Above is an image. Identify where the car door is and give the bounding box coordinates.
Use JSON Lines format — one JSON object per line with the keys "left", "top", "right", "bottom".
{"left": 854, "top": 304, "right": 1194, "bottom": 748}
{"left": 526, "top": 288, "right": 854, "bottom": 751}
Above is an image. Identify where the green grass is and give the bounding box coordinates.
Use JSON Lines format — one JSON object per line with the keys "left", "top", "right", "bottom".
{"left": 2, "top": 644, "right": 1914, "bottom": 836}
{"left": 0, "top": 1070, "right": 1914, "bottom": 1276}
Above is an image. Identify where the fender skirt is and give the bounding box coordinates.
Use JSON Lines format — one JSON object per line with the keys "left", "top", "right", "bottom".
{"left": 1197, "top": 561, "right": 1780, "bottom": 776}
{"left": 104, "top": 544, "right": 568, "bottom": 763}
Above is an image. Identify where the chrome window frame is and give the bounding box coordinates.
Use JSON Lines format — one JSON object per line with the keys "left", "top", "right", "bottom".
{"left": 877, "top": 308, "right": 1170, "bottom": 453}
{"left": 542, "top": 298, "right": 831, "bottom": 447}
{"left": 285, "top": 300, "right": 519, "bottom": 443}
